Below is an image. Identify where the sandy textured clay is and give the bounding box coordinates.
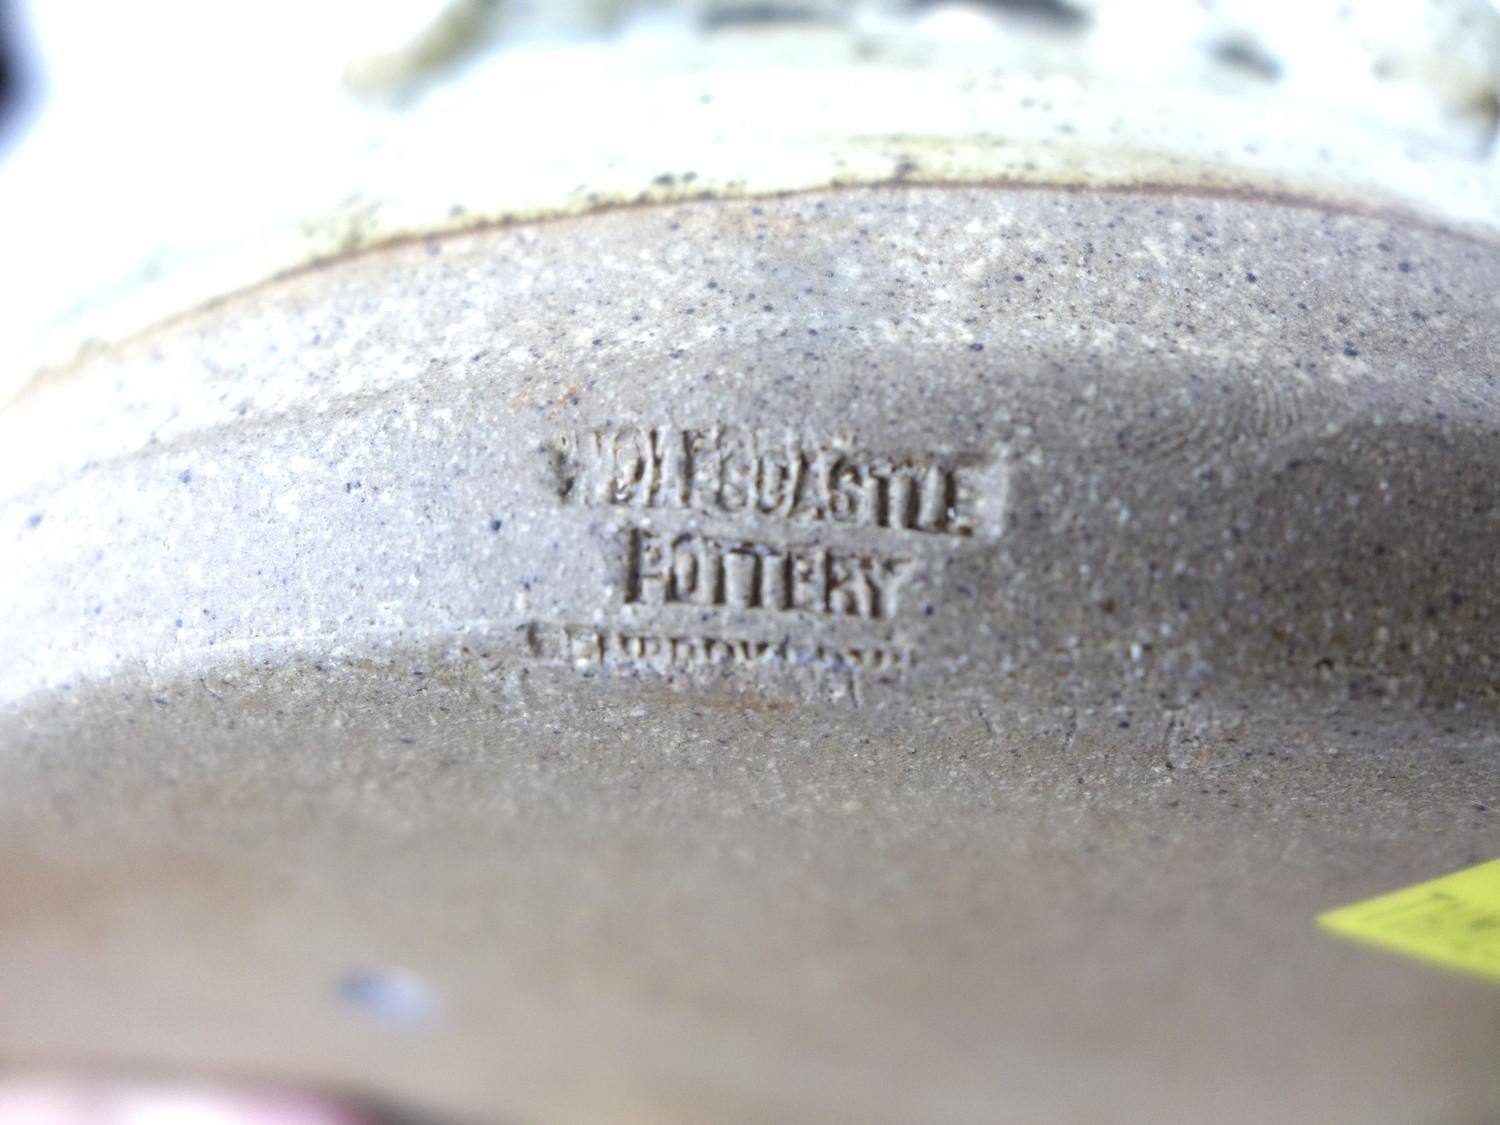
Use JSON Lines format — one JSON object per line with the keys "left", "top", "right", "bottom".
{"left": 1, "top": 186, "right": 1499, "bottom": 1123}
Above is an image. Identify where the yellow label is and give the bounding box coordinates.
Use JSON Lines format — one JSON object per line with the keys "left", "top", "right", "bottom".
{"left": 1318, "top": 858, "right": 1500, "bottom": 984}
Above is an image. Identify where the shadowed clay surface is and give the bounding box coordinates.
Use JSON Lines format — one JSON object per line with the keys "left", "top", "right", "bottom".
{"left": 1, "top": 185, "right": 1498, "bottom": 1123}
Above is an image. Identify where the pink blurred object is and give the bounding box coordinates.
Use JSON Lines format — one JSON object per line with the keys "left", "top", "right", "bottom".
{"left": 0, "top": 1077, "right": 378, "bottom": 1125}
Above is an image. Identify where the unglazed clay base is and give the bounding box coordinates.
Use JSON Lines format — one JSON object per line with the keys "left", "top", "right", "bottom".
{"left": 2, "top": 183, "right": 1498, "bottom": 1123}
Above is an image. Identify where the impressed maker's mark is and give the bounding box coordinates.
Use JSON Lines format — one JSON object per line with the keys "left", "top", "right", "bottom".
{"left": 526, "top": 624, "right": 913, "bottom": 705}
{"left": 551, "top": 424, "right": 982, "bottom": 537}
{"left": 530, "top": 423, "right": 1006, "bottom": 702}
{"left": 626, "top": 529, "right": 914, "bottom": 621}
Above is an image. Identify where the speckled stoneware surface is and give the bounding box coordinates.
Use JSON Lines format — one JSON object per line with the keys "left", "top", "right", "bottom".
{"left": 2, "top": 182, "right": 1498, "bottom": 1124}
{"left": 4, "top": 4, "right": 1500, "bottom": 1121}
{"left": 6, "top": 186, "right": 1500, "bottom": 711}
